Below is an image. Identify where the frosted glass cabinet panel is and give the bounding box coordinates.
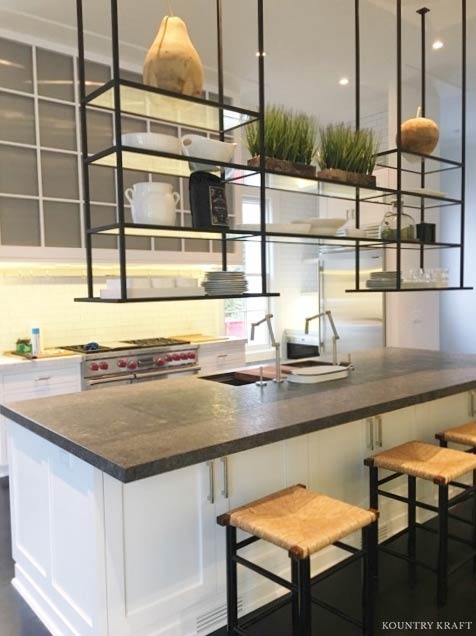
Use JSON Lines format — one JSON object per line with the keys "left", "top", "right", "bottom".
{"left": 38, "top": 101, "right": 77, "bottom": 151}
{"left": 0, "top": 93, "right": 35, "bottom": 145}
{"left": 41, "top": 151, "right": 79, "bottom": 200}
{"left": 0, "top": 198, "right": 41, "bottom": 246}
{"left": 44, "top": 201, "right": 81, "bottom": 248}
{"left": 0, "top": 146, "right": 38, "bottom": 196}
{"left": 0, "top": 38, "right": 33, "bottom": 93}
{"left": 36, "top": 48, "right": 75, "bottom": 102}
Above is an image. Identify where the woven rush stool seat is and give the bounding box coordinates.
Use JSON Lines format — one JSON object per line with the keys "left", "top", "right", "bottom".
{"left": 365, "top": 440, "right": 476, "bottom": 484}
{"left": 364, "top": 439, "right": 476, "bottom": 607}
{"left": 436, "top": 422, "right": 476, "bottom": 447}
{"left": 219, "top": 484, "right": 377, "bottom": 558}
{"left": 217, "top": 484, "right": 378, "bottom": 635}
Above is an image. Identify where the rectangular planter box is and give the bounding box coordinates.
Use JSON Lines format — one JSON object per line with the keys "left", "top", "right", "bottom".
{"left": 248, "top": 156, "right": 316, "bottom": 179}
{"left": 317, "top": 168, "right": 376, "bottom": 188}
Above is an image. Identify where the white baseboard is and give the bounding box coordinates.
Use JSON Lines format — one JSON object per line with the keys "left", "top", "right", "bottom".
{"left": 12, "top": 566, "right": 78, "bottom": 636}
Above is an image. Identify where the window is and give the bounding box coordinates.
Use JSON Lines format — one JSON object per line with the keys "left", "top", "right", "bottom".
{"left": 224, "top": 196, "right": 272, "bottom": 349}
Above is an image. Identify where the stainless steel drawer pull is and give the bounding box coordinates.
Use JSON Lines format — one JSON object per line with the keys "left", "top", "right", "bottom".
{"left": 207, "top": 461, "right": 215, "bottom": 504}
{"left": 217, "top": 354, "right": 228, "bottom": 359}
{"left": 376, "top": 416, "right": 383, "bottom": 448}
{"left": 470, "top": 391, "right": 476, "bottom": 417}
{"left": 35, "top": 376, "right": 51, "bottom": 382}
{"left": 367, "top": 418, "right": 374, "bottom": 451}
{"left": 221, "top": 457, "right": 229, "bottom": 498}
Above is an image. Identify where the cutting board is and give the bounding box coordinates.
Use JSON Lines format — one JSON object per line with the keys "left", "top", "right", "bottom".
{"left": 171, "top": 333, "right": 231, "bottom": 343}
{"left": 4, "top": 349, "right": 78, "bottom": 360}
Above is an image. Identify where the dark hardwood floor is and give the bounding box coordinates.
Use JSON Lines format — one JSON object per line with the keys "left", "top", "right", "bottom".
{"left": 1, "top": 478, "right": 475, "bottom": 636}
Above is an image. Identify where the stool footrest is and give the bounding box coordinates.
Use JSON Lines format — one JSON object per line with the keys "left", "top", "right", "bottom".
{"left": 379, "top": 545, "right": 437, "bottom": 573}
{"left": 415, "top": 522, "right": 476, "bottom": 548}
{"left": 448, "top": 511, "right": 474, "bottom": 526}
{"left": 233, "top": 555, "right": 294, "bottom": 592}
{"left": 240, "top": 594, "right": 291, "bottom": 631}
{"left": 448, "top": 551, "right": 476, "bottom": 575}
{"left": 310, "top": 595, "right": 363, "bottom": 629}
{"left": 378, "top": 488, "right": 438, "bottom": 513}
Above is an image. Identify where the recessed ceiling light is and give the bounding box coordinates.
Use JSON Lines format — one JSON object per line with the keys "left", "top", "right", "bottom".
{"left": 339, "top": 77, "right": 350, "bottom": 86}
{"left": 432, "top": 40, "right": 444, "bottom": 50}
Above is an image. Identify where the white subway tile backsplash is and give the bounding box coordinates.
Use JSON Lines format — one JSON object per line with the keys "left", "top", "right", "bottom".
{"left": 0, "top": 271, "right": 223, "bottom": 351}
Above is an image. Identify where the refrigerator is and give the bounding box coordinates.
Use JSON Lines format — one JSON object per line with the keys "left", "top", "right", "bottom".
{"left": 313, "top": 248, "right": 385, "bottom": 358}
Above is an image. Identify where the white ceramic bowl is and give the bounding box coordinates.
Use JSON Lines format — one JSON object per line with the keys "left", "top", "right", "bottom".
{"left": 121, "top": 132, "right": 180, "bottom": 155}
{"left": 181, "top": 134, "right": 236, "bottom": 165}
{"left": 151, "top": 277, "right": 175, "bottom": 289}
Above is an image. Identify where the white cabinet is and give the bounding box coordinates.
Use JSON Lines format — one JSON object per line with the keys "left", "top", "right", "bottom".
{"left": 198, "top": 340, "right": 246, "bottom": 376}
{"left": 0, "top": 361, "right": 82, "bottom": 476}
{"left": 103, "top": 463, "right": 218, "bottom": 636}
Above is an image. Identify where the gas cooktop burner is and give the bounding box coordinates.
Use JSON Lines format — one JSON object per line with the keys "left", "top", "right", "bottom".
{"left": 123, "top": 338, "right": 190, "bottom": 347}
{"left": 60, "top": 343, "right": 129, "bottom": 354}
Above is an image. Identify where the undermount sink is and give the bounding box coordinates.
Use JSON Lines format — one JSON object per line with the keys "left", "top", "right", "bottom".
{"left": 284, "top": 360, "right": 335, "bottom": 369}
{"left": 199, "top": 371, "right": 257, "bottom": 386}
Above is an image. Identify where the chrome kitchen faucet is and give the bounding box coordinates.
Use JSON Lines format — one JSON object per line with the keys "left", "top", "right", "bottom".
{"left": 250, "top": 314, "right": 284, "bottom": 384}
{"left": 304, "top": 310, "right": 340, "bottom": 366}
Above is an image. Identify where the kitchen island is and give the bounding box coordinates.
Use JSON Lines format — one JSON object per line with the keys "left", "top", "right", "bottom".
{"left": 2, "top": 348, "right": 476, "bottom": 636}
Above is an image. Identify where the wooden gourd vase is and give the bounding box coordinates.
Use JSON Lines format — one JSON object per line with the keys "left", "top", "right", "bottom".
{"left": 398, "top": 106, "right": 439, "bottom": 156}
{"left": 143, "top": 15, "right": 204, "bottom": 97}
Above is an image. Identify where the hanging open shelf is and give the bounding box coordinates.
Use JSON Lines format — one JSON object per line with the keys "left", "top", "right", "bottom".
{"left": 75, "top": 0, "right": 471, "bottom": 303}
{"left": 86, "top": 78, "right": 258, "bottom": 134}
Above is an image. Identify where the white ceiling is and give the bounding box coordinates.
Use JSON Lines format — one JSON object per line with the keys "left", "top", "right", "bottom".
{"left": 0, "top": 0, "right": 474, "bottom": 124}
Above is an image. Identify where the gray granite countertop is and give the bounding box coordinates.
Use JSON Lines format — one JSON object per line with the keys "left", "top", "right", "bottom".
{"left": 2, "top": 348, "right": 476, "bottom": 483}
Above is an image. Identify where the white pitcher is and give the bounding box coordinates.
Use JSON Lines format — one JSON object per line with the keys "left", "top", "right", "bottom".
{"left": 125, "top": 182, "right": 180, "bottom": 226}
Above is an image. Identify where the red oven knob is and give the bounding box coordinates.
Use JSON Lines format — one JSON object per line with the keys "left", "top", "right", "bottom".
{"left": 99, "top": 361, "right": 109, "bottom": 370}
{"left": 187, "top": 352, "right": 196, "bottom": 360}
{"left": 118, "top": 359, "right": 127, "bottom": 368}
{"left": 180, "top": 353, "right": 188, "bottom": 360}
{"left": 166, "top": 354, "right": 173, "bottom": 362}
{"left": 156, "top": 358, "right": 165, "bottom": 366}
{"left": 128, "top": 361, "right": 137, "bottom": 370}
{"left": 90, "top": 362, "right": 99, "bottom": 372}
{"left": 172, "top": 354, "right": 180, "bottom": 361}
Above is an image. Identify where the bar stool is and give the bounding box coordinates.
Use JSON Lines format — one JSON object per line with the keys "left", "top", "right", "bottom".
{"left": 217, "top": 484, "right": 378, "bottom": 636}
{"left": 364, "top": 440, "right": 476, "bottom": 606}
{"left": 436, "top": 422, "right": 476, "bottom": 571}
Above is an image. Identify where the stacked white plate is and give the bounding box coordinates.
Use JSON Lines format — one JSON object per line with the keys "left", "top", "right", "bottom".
{"left": 202, "top": 271, "right": 248, "bottom": 296}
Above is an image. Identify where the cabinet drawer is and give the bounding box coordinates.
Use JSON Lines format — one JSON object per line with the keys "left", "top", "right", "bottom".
{"left": 3, "top": 365, "right": 81, "bottom": 400}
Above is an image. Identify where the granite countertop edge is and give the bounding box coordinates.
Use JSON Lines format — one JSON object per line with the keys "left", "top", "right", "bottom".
{"left": 3, "top": 367, "right": 476, "bottom": 484}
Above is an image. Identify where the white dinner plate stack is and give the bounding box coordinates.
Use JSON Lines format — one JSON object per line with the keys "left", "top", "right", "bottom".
{"left": 202, "top": 271, "right": 248, "bottom": 296}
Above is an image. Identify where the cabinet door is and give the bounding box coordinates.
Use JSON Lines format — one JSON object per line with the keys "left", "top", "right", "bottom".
{"left": 308, "top": 420, "right": 367, "bottom": 508}
{"left": 218, "top": 442, "right": 290, "bottom": 616}
{"left": 104, "top": 462, "right": 217, "bottom": 636}
{"left": 0, "top": 376, "right": 6, "bottom": 473}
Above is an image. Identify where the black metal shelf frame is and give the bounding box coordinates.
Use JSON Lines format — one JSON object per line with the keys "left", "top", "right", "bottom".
{"left": 75, "top": 0, "right": 471, "bottom": 302}
{"left": 350, "top": 0, "right": 469, "bottom": 293}
{"left": 75, "top": 0, "right": 274, "bottom": 303}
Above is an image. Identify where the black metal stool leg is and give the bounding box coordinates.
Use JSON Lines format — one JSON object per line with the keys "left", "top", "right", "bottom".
{"left": 369, "top": 465, "right": 379, "bottom": 579}
{"left": 291, "top": 558, "right": 299, "bottom": 631}
{"left": 292, "top": 557, "right": 311, "bottom": 636}
{"left": 437, "top": 485, "right": 449, "bottom": 606}
{"left": 362, "top": 524, "right": 376, "bottom": 636}
{"left": 226, "top": 526, "right": 238, "bottom": 633}
{"left": 473, "top": 453, "right": 476, "bottom": 574}
{"left": 408, "top": 475, "right": 417, "bottom": 584}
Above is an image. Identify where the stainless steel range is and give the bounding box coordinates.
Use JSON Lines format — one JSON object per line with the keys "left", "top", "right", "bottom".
{"left": 61, "top": 338, "right": 200, "bottom": 389}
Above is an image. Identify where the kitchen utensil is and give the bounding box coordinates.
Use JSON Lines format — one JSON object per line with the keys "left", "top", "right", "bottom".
{"left": 121, "top": 132, "right": 180, "bottom": 154}
{"left": 125, "top": 182, "right": 180, "bottom": 225}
